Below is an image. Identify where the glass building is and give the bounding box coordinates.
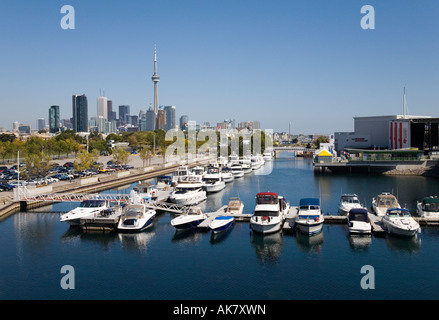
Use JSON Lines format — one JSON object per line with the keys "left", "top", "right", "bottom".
{"left": 49, "top": 105, "right": 60, "bottom": 133}
{"left": 72, "top": 94, "right": 88, "bottom": 132}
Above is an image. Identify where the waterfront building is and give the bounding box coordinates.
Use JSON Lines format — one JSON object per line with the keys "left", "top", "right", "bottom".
{"left": 49, "top": 105, "right": 60, "bottom": 134}
{"left": 164, "top": 106, "right": 176, "bottom": 131}
{"left": 97, "top": 96, "right": 108, "bottom": 120}
{"left": 72, "top": 94, "right": 88, "bottom": 132}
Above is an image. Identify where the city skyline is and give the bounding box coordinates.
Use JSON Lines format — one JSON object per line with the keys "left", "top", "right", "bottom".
{"left": 1, "top": 1, "right": 438, "bottom": 134}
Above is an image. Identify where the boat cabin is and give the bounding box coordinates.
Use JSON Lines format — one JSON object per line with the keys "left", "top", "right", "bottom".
{"left": 376, "top": 193, "right": 399, "bottom": 208}
{"left": 299, "top": 198, "right": 320, "bottom": 210}
{"left": 420, "top": 196, "right": 439, "bottom": 212}
{"left": 256, "top": 192, "right": 279, "bottom": 205}
{"left": 340, "top": 194, "right": 360, "bottom": 205}
{"left": 386, "top": 208, "right": 411, "bottom": 217}
{"left": 348, "top": 208, "right": 369, "bottom": 222}
{"left": 79, "top": 200, "right": 106, "bottom": 208}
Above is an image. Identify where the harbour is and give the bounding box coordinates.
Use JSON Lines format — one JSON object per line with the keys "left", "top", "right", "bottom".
{"left": 2, "top": 156, "right": 439, "bottom": 300}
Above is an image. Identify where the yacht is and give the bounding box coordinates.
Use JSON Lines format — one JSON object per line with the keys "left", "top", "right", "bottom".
{"left": 295, "top": 198, "right": 324, "bottom": 236}
{"left": 191, "top": 166, "right": 205, "bottom": 178}
{"left": 250, "top": 192, "right": 289, "bottom": 234}
{"left": 172, "top": 166, "right": 190, "bottom": 183}
{"left": 338, "top": 194, "right": 363, "bottom": 214}
{"left": 60, "top": 199, "right": 109, "bottom": 226}
{"left": 240, "top": 158, "right": 253, "bottom": 174}
{"left": 203, "top": 166, "right": 226, "bottom": 193}
{"left": 230, "top": 164, "right": 244, "bottom": 178}
{"left": 417, "top": 196, "right": 439, "bottom": 218}
{"left": 229, "top": 153, "right": 240, "bottom": 166}
{"left": 217, "top": 156, "right": 229, "bottom": 167}
{"left": 169, "top": 176, "right": 207, "bottom": 205}
{"left": 220, "top": 167, "right": 234, "bottom": 183}
{"left": 372, "top": 192, "right": 401, "bottom": 216}
{"left": 347, "top": 208, "right": 371, "bottom": 234}
{"left": 117, "top": 204, "right": 156, "bottom": 232}
{"left": 170, "top": 207, "right": 206, "bottom": 230}
{"left": 263, "top": 150, "right": 273, "bottom": 161}
{"left": 251, "top": 155, "right": 261, "bottom": 170}
{"left": 209, "top": 216, "right": 235, "bottom": 234}
{"left": 382, "top": 208, "right": 420, "bottom": 237}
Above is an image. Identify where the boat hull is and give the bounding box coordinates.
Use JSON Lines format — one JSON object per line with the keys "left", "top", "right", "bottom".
{"left": 250, "top": 217, "right": 283, "bottom": 234}
{"left": 171, "top": 218, "right": 205, "bottom": 230}
{"left": 348, "top": 221, "right": 371, "bottom": 234}
{"left": 382, "top": 220, "right": 419, "bottom": 237}
{"left": 117, "top": 215, "right": 155, "bottom": 232}
{"left": 209, "top": 217, "right": 235, "bottom": 233}
{"left": 295, "top": 220, "right": 324, "bottom": 235}
{"left": 169, "top": 191, "right": 207, "bottom": 206}
{"left": 204, "top": 182, "right": 225, "bottom": 193}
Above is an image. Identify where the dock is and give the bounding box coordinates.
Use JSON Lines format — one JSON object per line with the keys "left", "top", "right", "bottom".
{"left": 80, "top": 207, "right": 123, "bottom": 231}
{"left": 197, "top": 205, "right": 253, "bottom": 229}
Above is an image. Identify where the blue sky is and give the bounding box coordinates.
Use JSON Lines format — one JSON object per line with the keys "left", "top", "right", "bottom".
{"left": 0, "top": 0, "right": 438, "bottom": 134}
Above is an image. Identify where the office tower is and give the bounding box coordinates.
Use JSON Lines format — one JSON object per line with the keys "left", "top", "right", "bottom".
{"left": 145, "top": 107, "right": 156, "bottom": 131}
{"left": 164, "top": 106, "right": 176, "bottom": 131}
{"left": 72, "top": 94, "right": 88, "bottom": 132}
{"left": 180, "top": 115, "right": 188, "bottom": 131}
{"left": 152, "top": 45, "right": 160, "bottom": 114}
{"left": 37, "top": 118, "right": 46, "bottom": 131}
{"left": 156, "top": 109, "right": 166, "bottom": 130}
{"left": 107, "top": 100, "right": 113, "bottom": 114}
{"left": 97, "top": 96, "right": 108, "bottom": 120}
{"left": 49, "top": 105, "right": 60, "bottom": 133}
{"left": 119, "top": 105, "right": 130, "bottom": 124}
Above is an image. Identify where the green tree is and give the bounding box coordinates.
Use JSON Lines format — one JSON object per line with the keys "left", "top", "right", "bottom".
{"left": 139, "top": 147, "right": 153, "bottom": 167}
{"left": 112, "top": 148, "right": 130, "bottom": 166}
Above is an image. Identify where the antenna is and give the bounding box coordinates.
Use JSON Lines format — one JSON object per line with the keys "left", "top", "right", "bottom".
{"left": 403, "top": 87, "right": 407, "bottom": 118}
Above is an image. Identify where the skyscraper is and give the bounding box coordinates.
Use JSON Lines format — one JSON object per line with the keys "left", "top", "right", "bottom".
{"left": 49, "top": 105, "right": 60, "bottom": 133}
{"left": 97, "top": 96, "right": 108, "bottom": 120}
{"left": 72, "top": 94, "right": 88, "bottom": 132}
{"left": 37, "top": 118, "right": 46, "bottom": 131}
{"left": 119, "top": 105, "right": 130, "bottom": 124}
{"left": 164, "top": 106, "right": 176, "bottom": 131}
{"left": 151, "top": 45, "right": 160, "bottom": 115}
{"left": 145, "top": 107, "right": 156, "bottom": 131}
{"left": 180, "top": 115, "right": 188, "bottom": 131}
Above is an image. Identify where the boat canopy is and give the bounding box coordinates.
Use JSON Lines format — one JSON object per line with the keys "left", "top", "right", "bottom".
{"left": 421, "top": 196, "right": 439, "bottom": 212}
{"left": 377, "top": 193, "right": 398, "bottom": 207}
{"left": 387, "top": 208, "right": 411, "bottom": 217}
{"left": 348, "top": 208, "right": 368, "bottom": 222}
{"left": 299, "top": 198, "right": 320, "bottom": 207}
{"left": 256, "top": 192, "right": 279, "bottom": 205}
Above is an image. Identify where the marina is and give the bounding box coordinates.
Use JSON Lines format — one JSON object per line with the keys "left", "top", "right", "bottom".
{"left": 2, "top": 156, "right": 439, "bottom": 300}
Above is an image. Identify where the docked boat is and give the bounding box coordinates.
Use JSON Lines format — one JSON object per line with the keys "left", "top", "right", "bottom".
{"left": 229, "top": 153, "right": 240, "bottom": 166}
{"left": 382, "top": 208, "right": 420, "bottom": 237}
{"left": 170, "top": 207, "right": 206, "bottom": 230}
{"left": 203, "top": 166, "right": 226, "bottom": 193}
{"left": 295, "top": 198, "right": 324, "bottom": 236}
{"left": 338, "top": 194, "right": 363, "bottom": 214}
{"left": 230, "top": 164, "right": 244, "bottom": 178}
{"left": 117, "top": 204, "right": 156, "bottom": 232}
{"left": 372, "top": 192, "right": 401, "bottom": 216}
{"left": 209, "top": 216, "right": 235, "bottom": 234}
{"left": 251, "top": 155, "right": 262, "bottom": 170}
{"left": 226, "top": 197, "right": 244, "bottom": 215}
{"left": 417, "top": 196, "right": 439, "bottom": 218}
{"left": 191, "top": 166, "right": 205, "bottom": 178}
{"left": 172, "top": 166, "right": 190, "bottom": 183}
{"left": 169, "top": 176, "right": 207, "bottom": 205}
{"left": 250, "top": 192, "right": 289, "bottom": 234}
{"left": 347, "top": 208, "right": 371, "bottom": 234}
{"left": 240, "top": 158, "right": 253, "bottom": 174}
{"left": 220, "top": 167, "right": 234, "bottom": 183}
{"left": 263, "top": 150, "right": 273, "bottom": 161}
{"left": 60, "top": 199, "right": 109, "bottom": 226}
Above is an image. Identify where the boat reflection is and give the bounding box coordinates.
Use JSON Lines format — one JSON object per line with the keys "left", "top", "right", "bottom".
{"left": 348, "top": 234, "right": 372, "bottom": 251}
{"left": 295, "top": 231, "right": 324, "bottom": 254}
{"left": 118, "top": 229, "right": 156, "bottom": 254}
{"left": 250, "top": 231, "right": 283, "bottom": 264}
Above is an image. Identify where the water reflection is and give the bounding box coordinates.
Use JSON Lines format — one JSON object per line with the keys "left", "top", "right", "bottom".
{"left": 348, "top": 235, "right": 372, "bottom": 251}
{"left": 250, "top": 231, "right": 283, "bottom": 264}
{"left": 295, "top": 232, "right": 324, "bottom": 254}
{"left": 118, "top": 228, "right": 156, "bottom": 254}
{"left": 209, "top": 225, "right": 234, "bottom": 245}
{"left": 385, "top": 234, "right": 421, "bottom": 253}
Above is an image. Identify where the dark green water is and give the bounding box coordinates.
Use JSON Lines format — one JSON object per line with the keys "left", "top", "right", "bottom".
{"left": 1, "top": 157, "right": 439, "bottom": 300}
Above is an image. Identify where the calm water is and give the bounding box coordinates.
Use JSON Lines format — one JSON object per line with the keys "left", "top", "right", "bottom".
{"left": 1, "top": 156, "right": 439, "bottom": 300}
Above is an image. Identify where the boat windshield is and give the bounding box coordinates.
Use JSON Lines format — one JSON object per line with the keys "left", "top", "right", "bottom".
{"left": 79, "top": 200, "right": 105, "bottom": 208}
{"left": 125, "top": 207, "right": 143, "bottom": 216}
{"left": 388, "top": 209, "right": 411, "bottom": 217}
{"left": 341, "top": 196, "right": 360, "bottom": 204}
{"left": 378, "top": 197, "right": 397, "bottom": 207}
{"left": 423, "top": 202, "right": 439, "bottom": 212}
{"left": 300, "top": 205, "right": 320, "bottom": 210}
{"left": 254, "top": 211, "right": 279, "bottom": 217}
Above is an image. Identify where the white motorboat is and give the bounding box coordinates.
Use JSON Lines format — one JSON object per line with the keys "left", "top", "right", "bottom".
{"left": 372, "top": 192, "right": 401, "bottom": 216}
{"left": 382, "top": 208, "right": 420, "bottom": 237}
{"left": 209, "top": 216, "right": 235, "bottom": 234}
{"left": 263, "top": 151, "right": 273, "bottom": 161}
{"left": 295, "top": 198, "right": 324, "bottom": 236}
{"left": 60, "top": 199, "right": 109, "bottom": 226}
{"left": 217, "top": 156, "right": 229, "bottom": 167}
{"left": 417, "top": 196, "right": 439, "bottom": 218}
{"left": 229, "top": 153, "right": 240, "bottom": 166}
{"left": 251, "top": 155, "right": 261, "bottom": 170}
{"left": 203, "top": 166, "right": 226, "bottom": 193}
{"left": 191, "top": 166, "right": 205, "bottom": 178}
{"left": 226, "top": 197, "right": 244, "bottom": 215}
{"left": 347, "top": 208, "right": 371, "bottom": 234}
{"left": 240, "top": 158, "right": 253, "bottom": 174}
{"left": 250, "top": 192, "right": 289, "bottom": 234}
{"left": 171, "top": 207, "right": 206, "bottom": 230}
{"left": 169, "top": 176, "right": 207, "bottom": 205}
{"left": 338, "top": 194, "right": 363, "bottom": 214}
{"left": 220, "top": 167, "right": 234, "bottom": 183}
{"left": 230, "top": 164, "right": 244, "bottom": 178}
{"left": 117, "top": 204, "right": 156, "bottom": 232}
{"left": 172, "top": 166, "right": 190, "bottom": 183}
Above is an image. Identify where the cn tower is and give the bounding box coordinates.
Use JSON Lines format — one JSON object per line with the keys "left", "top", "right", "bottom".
{"left": 151, "top": 45, "right": 160, "bottom": 114}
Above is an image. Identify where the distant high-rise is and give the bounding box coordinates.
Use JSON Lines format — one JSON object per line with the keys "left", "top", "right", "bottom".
{"left": 156, "top": 109, "right": 166, "bottom": 130}
{"left": 72, "top": 94, "right": 88, "bottom": 132}
{"left": 119, "top": 105, "right": 130, "bottom": 124}
{"left": 151, "top": 45, "right": 160, "bottom": 115}
{"left": 164, "top": 106, "right": 176, "bottom": 131}
{"left": 97, "top": 96, "right": 108, "bottom": 120}
{"left": 180, "top": 115, "right": 188, "bottom": 131}
{"left": 37, "top": 118, "right": 46, "bottom": 132}
{"left": 145, "top": 107, "right": 156, "bottom": 131}
{"left": 49, "top": 105, "right": 60, "bottom": 133}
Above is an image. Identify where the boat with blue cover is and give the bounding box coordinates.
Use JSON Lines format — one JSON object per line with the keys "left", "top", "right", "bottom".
{"left": 295, "top": 198, "right": 324, "bottom": 235}
{"left": 209, "top": 216, "right": 235, "bottom": 233}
